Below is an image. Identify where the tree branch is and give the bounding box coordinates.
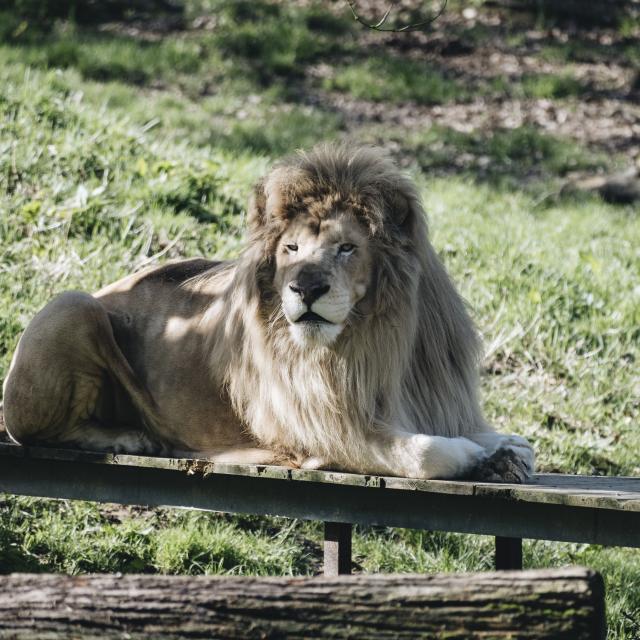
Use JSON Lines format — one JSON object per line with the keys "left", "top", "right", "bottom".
{"left": 345, "top": 0, "right": 448, "bottom": 32}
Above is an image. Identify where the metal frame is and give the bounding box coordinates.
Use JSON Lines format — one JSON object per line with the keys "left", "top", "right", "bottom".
{"left": 495, "top": 536, "right": 523, "bottom": 570}
{"left": 1, "top": 446, "right": 639, "bottom": 575}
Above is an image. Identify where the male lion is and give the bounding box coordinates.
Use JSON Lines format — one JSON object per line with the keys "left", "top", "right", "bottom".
{"left": 3, "top": 145, "right": 534, "bottom": 481}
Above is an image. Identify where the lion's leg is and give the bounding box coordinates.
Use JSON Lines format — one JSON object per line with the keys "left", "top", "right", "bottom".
{"left": 55, "top": 419, "right": 165, "bottom": 455}
{"left": 303, "top": 431, "right": 486, "bottom": 480}
{"left": 3, "top": 291, "right": 159, "bottom": 449}
{"left": 303, "top": 431, "right": 534, "bottom": 483}
{"left": 3, "top": 292, "right": 103, "bottom": 445}
{"left": 171, "top": 446, "right": 294, "bottom": 465}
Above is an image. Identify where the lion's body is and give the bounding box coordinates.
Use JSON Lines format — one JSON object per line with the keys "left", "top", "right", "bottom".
{"left": 95, "top": 259, "right": 245, "bottom": 453}
{"left": 2, "top": 145, "right": 534, "bottom": 480}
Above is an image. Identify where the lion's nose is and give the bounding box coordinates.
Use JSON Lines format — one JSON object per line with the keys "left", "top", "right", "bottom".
{"left": 289, "top": 281, "right": 330, "bottom": 306}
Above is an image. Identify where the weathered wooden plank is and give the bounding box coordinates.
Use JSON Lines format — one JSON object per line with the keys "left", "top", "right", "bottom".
{"left": 473, "top": 474, "right": 640, "bottom": 511}
{"left": 1, "top": 453, "right": 640, "bottom": 547}
{"left": 1, "top": 442, "right": 640, "bottom": 512}
{"left": 0, "top": 569, "right": 606, "bottom": 639}
{"left": 0, "top": 442, "right": 465, "bottom": 494}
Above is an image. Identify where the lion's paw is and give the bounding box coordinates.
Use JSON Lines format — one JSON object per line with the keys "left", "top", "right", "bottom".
{"left": 112, "top": 431, "right": 161, "bottom": 456}
{"left": 468, "top": 444, "right": 533, "bottom": 484}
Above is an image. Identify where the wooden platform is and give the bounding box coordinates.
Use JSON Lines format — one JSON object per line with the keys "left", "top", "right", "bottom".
{"left": 1, "top": 442, "right": 639, "bottom": 573}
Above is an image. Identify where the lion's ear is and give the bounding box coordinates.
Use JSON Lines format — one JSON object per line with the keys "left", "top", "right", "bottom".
{"left": 386, "top": 189, "right": 411, "bottom": 227}
{"left": 247, "top": 179, "right": 267, "bottom": 235}
{"left": 383, "top": 187, "right": 422, "bottom": 240}
{"left": 247, "top": 167, "right": 297, "bottom": 236}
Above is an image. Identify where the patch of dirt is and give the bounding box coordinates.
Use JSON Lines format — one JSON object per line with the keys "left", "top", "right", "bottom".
{"left": 313, "top": 89, "right": 640, "bottom": 163}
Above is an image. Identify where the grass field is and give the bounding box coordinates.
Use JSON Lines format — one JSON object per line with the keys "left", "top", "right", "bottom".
{"left": 1, "top": 1, "right": 639, "bottom": 636}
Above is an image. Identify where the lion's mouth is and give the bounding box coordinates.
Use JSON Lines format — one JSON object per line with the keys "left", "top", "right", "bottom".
{"left": 296, "top": 311, "right": 332, "bottom": 324}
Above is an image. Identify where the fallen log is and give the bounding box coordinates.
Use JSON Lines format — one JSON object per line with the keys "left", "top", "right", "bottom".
{"left": 0, "top": 568, "right": 605, "bottom": 639}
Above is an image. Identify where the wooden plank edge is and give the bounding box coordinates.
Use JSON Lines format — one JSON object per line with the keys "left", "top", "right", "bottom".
{"left": 1, "top": 442, "right": 639, "bottom": 512}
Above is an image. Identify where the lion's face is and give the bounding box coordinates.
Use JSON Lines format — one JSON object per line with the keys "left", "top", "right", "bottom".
{"left": 273, "top": 211, "right": 372, "bottom": 347}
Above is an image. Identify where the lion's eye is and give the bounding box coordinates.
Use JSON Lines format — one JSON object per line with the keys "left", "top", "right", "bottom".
{"left": 338, "top": 243, "right": 356, "bottom": 255}
{"left": 285, "top": 243, "right": 298, "bottom": 252}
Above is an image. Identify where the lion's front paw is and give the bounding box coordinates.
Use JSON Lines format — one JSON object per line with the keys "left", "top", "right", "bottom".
{"left": 466, "top": 432, "right": 534, "bottom": 483}
{"left": 468, "top": 442, "right": 533, "bottom": 484}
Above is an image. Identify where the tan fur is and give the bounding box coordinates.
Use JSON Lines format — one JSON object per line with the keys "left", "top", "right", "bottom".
{"left": 2, "top": 145, "right": 534, "bottom": 480}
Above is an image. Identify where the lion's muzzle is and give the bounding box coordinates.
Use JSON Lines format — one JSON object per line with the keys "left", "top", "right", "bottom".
{"left": 281, "top": 271, "right": 351, "bottom": 346}
{"left": 288, "top": 279, "right": 331, "bottom": 308}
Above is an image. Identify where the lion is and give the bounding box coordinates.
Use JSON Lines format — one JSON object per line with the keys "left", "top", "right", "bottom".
{"left": 2, "top": 144, "right": 533, "bottom": 482}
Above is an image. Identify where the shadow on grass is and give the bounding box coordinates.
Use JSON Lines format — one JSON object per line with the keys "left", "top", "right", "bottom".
{"left": 0, "top": 0, "right": 354, "bottom": 88}
{"left": 375, "top": 124, "right": 611, "bottom": 196}
{"left": 0, "top": 0, "right": 184, "bottom": 26}
{"left": 212, "top": 0, "right": 354, "bottom": 85}
{"left": 0, "top": 26, "right": 203, "bottom": 85}
{"left": 0, "top": 528, "right": 43, "bottom": 573}
{"left": 206, "top": 108, "right": 345, "bottom": 157}
{"left": 2, "top": 0, "right": 636, "bottom": 102}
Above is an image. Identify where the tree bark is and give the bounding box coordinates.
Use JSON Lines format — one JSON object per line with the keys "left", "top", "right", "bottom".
{"left": 0, "top": 568, "right": 605, "bottom": 639}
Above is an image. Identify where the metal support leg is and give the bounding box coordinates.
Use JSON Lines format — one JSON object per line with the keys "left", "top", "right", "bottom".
{"left": 323, "top": 522, "right": 352, "bottom": 576}
{"left": 495, "top": 536, "right": 523, "bottom": 570}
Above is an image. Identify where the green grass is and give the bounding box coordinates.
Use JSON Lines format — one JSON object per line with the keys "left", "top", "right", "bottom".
{"left": 373, "top": 124, "right": 610, "bottom": 195}
{"left": 0, "top": 1, "right": 639, "bottom": 637}
{"left": 541, "top": 38, "right": 640, "bottom": 70}
{"left": 326, "top": 55, "right": 468, "bottom": 104}
{"left": 211, "top": 0, "right": 354, "bottom": 82}
{"left": 422, "top": 179, "right": 640, "bottom": 479}
{"left": 489, "top": 72, "right": 588, "bottom": 99}
{"left": 0, "top": 17, "right": 207, "bottom": 85}
{"left": 7, "top": 33, "right": 202, "bottom": 84}
{"left": 328, "top": 60, "right": 588, "bottom": 105}
{"left": 0, "top": 498, "right": 319, "bottom": 575}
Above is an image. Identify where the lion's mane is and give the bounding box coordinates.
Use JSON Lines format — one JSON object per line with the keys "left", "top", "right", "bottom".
{"left": 206, "top": 145, "right": 488, "bottom": 472}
